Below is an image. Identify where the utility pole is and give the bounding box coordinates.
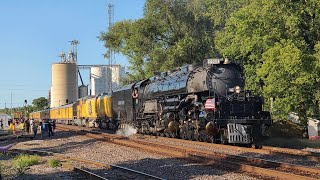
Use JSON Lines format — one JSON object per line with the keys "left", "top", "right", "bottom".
{"left": 24, "top": 100, "right": 27, "bottom": 120}
{"left": 107, "top": 1, "right": 114, "bottom": 93}
{"left": 10, "top": 92, "right": 12, "bottom": 116}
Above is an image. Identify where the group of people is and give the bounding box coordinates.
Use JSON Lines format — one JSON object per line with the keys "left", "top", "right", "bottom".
{"left": 29, "top": 119, "right": 56, "bottom": 138}
{"left": 8, "top": 118, "right": 56, "bottom": 138}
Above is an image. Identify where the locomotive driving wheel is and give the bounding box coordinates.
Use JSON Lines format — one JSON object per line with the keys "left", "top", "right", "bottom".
{"left": 219, "top": 134, "right": 227, "bottom": 144}
{"left": 187, "top": 131, "right": 194, "bottom": 140}
{"left": 193, "top": 131, "right": 200, "bottom": 141}
{"left": 180, "top": 128, "right": 187, "bottom": 139}
{"left": 199, "top": 131, "right": 207, "bottom": 142}
{"left": 206, "top": 135, "right": 215, "bottom": 143}
{"left": 170, "top": 132, "right": 177, "bottom": 138}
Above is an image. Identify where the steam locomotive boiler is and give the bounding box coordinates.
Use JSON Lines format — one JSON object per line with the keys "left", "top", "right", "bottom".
{"left": 116, "top": 58, "right": 272, "bottom": 146}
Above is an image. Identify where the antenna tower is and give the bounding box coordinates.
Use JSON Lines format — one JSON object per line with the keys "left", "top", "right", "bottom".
{"left": 107, "top": 1, "right": 114, "bottom": 92}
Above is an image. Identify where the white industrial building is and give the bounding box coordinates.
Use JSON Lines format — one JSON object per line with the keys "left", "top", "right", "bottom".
{"left": 90, "top": 65, "right": 125, "bottom": 95}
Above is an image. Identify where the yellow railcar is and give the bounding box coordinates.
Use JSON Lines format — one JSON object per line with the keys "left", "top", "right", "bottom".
{"left": 96, "top": 94, "right": 117, "bottom": 129}
{"left": 76, "top": 98, "right": 84, "bottom": 119}
{"left": 74, "top": 96, "right": 99, "bottom": 127}
{"left": 84, "top": 97, "right": 98, "bottom": 120}
{"left": 50, "top": 108, "right": 59, "bottom": 120}
{"left": 30, "top": 94, "right": 115, "bottom": 128}
{"left": 48, "top": 103, "right": 74, "bottom": 124}
{"left": 96, "top": 94, "right": 112, "bottom": 118}
{"left": 29, "top": 111, "right": 40, "bottom": 120}
{"left": 29, "top": 109, "right": 49, "bottom": 121}
{"left": 76, "top": 97, "right": 97, "bottom": 120}
{"left": 29, "top": 111, "right": 34, "bottom": 119}
{"left": 34, "top": 111, "right": 41, "bottom": 120}
{"left": 58, "top": 104, "right": 73, "bottom": 121}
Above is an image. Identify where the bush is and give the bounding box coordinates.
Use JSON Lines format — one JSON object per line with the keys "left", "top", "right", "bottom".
{"left": 14, "top": 154, "right": 40, "bottom": 176}
{"left": 267, "top": 119, "right": 304, "bottom": 138}
{"left": 48, "top": 159, "right": 61, "bottom": 168}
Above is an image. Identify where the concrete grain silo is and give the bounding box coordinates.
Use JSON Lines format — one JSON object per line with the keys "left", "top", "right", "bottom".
{"left": 50, "top": 62, "right": 78, "bottom": 107}
{"left": 90, "top": 67, "right": 108, "bottom": 95}
{"left": 90, "top": 65, "right": 125, "bottom": 95}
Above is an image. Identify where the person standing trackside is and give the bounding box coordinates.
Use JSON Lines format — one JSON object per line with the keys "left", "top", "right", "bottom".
{"left": 30, "top": 119, "right": 34, "bottom": 133}
{"left": 39, "top": 120, "right": 43, "bottom": 137}
{"left": 25, "top": 119, "right": 30, "bottom": 134}
{"left": 12, "top": 120, "right": 16, "bottom": 136}
{"left": 0, "top": 119, "right": 3, "bottom": 129}
{"left": 48, "top": 121, "right": 53, "bottom": 137}
{"left": 32, "top": 122, "right": 38, "bottom": 138}
{"left": 52, "top": 120, "right": 56, "bottom": 134}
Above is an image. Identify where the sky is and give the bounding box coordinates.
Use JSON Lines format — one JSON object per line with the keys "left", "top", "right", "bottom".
{"left": 0, "top": 0, "right": 145, "bottom": 109}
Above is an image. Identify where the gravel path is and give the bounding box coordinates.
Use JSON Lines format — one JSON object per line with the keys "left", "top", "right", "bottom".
{"left": 0, "top": 130, "right": 260, "bottom": 180}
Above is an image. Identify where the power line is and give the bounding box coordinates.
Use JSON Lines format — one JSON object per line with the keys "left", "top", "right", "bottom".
{"left": 0, "top": 89, "right": 48, "bottom": 91}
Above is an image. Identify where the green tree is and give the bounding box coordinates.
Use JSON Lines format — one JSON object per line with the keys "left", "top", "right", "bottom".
{"left": 257, "top": 40, "right": 320, "bottom": 125}
{"left": 205, "top": 0, "right": 250, "bottom": 30}
{"left": 215, "top": 0, "right": 320, "bottom": 88}
{"left": 215, "top": 0, "right": 320, "bottom": 126}
{"left": 32, "top": 97, "right": 48, "bottom": 111}
{"left": 100, "top": 0, "right": 214, "bottom": 80}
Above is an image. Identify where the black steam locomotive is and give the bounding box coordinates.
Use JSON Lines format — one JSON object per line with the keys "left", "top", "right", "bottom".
{"left": 112, "top": 58, "right": 272, "bottom": 146}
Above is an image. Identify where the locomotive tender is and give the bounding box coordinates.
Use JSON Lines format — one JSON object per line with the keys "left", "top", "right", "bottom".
{"left": 30, "top": 58, "right": 272, "bottom": 145}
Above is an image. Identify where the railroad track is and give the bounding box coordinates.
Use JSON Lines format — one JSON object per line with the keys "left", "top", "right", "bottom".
{"left": 73, "top": 167, "right": 108, "bottom": 180}
{"left": 56, "top": 124, "right": 320, "bottom": 180}
{"left": 137, "top": 134, "right": 320, "bottom": 162}
{"left": 7, "top": 148, "right": 165, "bottom": 180}
{"left": 57, "top": 124, "right": 320, "bottom": 162}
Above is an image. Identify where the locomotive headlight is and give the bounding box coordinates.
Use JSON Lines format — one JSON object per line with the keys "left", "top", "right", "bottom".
{"left": 235, "top": 86, "right": 241, "bottom": 94}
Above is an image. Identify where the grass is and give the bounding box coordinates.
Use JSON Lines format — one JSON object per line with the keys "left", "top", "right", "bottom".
{"left": 266, "top": 119, "right": 304, "bottom": 138}
{"left": 48, "top": 159, "right": 61, "bottom": 168}
{"left": 14, "top": 154, "right": 40, "bottom": 176}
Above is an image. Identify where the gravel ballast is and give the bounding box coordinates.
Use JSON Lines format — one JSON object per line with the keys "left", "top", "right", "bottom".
{"left": 0, "top": 130, "right": 259, "bottom": 180}
{"left": 133, "top": 135, "right": 320, "bottom": 168}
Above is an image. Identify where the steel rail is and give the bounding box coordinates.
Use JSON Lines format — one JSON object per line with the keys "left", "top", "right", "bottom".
{"left": 57, "top": 124, "right": 320, "bottom": 163}
{"left": 56, "top": 125, "right": 319, "bottom": 180}
{"left": 8, "top": 148, "right": 165, "bottom": 180}
{"left": 133, "top": 134, "right": 320, "bottom": 162}
{"left": 73, "top": 167, "right": 108, "bottom": 180}
{"left": 110, "top": 135, "right": 320, "bottom": 177}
